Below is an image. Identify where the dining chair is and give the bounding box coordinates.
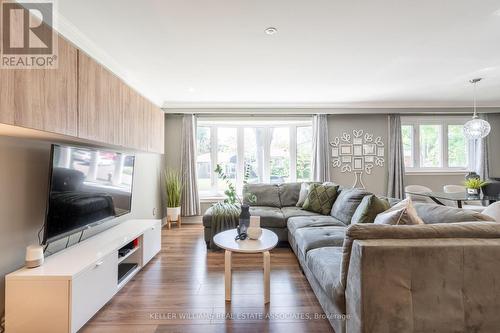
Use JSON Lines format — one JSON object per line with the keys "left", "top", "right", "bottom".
{"left": 405, "top": 185, "right": 435, "bottom": 204}
{"left": 443, "top": 184, "right": 485, "bottom": 212}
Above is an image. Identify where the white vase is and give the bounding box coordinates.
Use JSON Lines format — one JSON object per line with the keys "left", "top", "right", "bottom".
{"left": 247, "top": 216, "right": 262, "bottom": 240}
{"left": 167, "top": 206, "right": 181, "bottom": 221}
{"left": 247, "top": 226, "right": 262, "bottom": 240}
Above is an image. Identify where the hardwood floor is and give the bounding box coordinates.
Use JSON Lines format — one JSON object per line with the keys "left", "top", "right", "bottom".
{"left": 81, "top": 222, "right": 334, "bottom": 333}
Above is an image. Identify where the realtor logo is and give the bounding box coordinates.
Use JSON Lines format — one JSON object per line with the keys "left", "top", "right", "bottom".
{"left": 1, "top": 0, "right": 58, "bottom": 68}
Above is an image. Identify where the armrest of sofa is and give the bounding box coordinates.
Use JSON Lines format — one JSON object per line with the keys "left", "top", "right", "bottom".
{"left": 345, "top": 237, "right": 500, "bottom": 333}
{"left": 340, "top": 222, "right": 500, "bottom": 288}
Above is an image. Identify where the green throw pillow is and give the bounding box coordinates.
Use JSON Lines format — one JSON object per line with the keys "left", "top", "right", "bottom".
{"left": 302, "top": 184, "right": 339, "bottom": 215}
{"left": 351, "top": 195, "right": 390, "bottom": 224}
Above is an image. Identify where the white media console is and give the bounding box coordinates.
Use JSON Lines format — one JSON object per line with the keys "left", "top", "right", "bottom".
{"left": 5, "top": 219, "right": 162, "bottom": 333}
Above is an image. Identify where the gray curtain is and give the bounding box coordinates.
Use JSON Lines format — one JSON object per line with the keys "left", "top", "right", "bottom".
{"left": 474, "top": 113, "right": 490, "bottom": 180}
{"left": 180, "top": 114, "right": 201, "bottom": 216}
{"left": 387, "top": 114, "right": 405, "bottom": 199}
{"left": 311, "top": 114, "right": 330, "bottom": 182}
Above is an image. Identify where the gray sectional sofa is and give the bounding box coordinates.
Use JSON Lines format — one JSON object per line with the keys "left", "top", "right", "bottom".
{"left": 203, "top": 183, "right": 500, "bottom": 333}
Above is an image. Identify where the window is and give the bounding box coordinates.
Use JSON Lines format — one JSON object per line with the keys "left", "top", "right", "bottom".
{"left": 401, "top": 116, "right": 471, "bottom": 172}
{"left": 196, "top": 119, "right": 313, "bottom": 196}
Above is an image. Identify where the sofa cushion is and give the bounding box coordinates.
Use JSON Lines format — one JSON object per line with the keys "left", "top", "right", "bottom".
{"left": 351, "top": 195, "right": 390, "bottom": 224}
{"left": 295, "top": 226, "right": 346, "bottom": 259}
{"left": 249, "top": 206, "right": 286, "bottom": 228}
{"left": 414, "top": 203, "right": 496, "bottom": 224}
{"left": 243, "top": 184, "right": 281, "bottom": 207}
{"left": 278, "top": 182, "right": 302, "bottom": 207}
{"left": 330, "top": 188, "right": 372, "bottom": 224}
{"left": 287, "top": 215, "right": 346, "bottom": 235}
{"left": 374, "top": 198, "right": 424, "bottom": 225}
{"left": 306, "top": 247, "right": 344, "bottom": 309}
{"left": 281, "top": 206, "right": 321, "bottom": 220}
{"left": 303, "top": 184, "right": 340, "bottom": 215}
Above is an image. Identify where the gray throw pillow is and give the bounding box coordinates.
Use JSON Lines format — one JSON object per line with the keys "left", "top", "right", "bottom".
{"left": 374, "top": 198, "right": 424, "bottom": 225}
{"left": 330, "top": 188, "right": 372, "bottom": 224}
{"left": 351, "top": 195, "right": 390, "bottom": 224}
{"left": 414, "top": 203, "right": 496, "bottom": 224}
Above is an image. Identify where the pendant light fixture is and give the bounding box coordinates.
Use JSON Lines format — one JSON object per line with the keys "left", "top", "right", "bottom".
{"left": 463, "top": 78, "right": 491, "bottom": 139}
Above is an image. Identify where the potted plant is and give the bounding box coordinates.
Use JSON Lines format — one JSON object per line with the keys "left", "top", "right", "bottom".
{"left": 464, "top": 178, "right": 487, "bottom": 196}
{"left": 165, "top": 170, "right": 182, "bottom": 222}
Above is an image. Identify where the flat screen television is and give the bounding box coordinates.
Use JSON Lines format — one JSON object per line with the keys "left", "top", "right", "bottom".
{"left": 43, "top": 144, "right": 135, "bottom": 244}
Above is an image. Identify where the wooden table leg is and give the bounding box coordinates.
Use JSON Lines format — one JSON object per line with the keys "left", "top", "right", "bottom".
{"left": 263, "top": 251, "right": 270, "bottom": 304}
{"left": 225, "top": 250, "right": 232, "bottom": 302}
{"left": 167, "top": 216, "right": 171, "bottom": 229}
{"left": 178, "top": 215, "right": 182, "bottom": 228}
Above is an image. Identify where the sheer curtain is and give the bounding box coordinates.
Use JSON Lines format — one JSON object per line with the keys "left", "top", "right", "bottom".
{"left": 474, "top": 113, "right": 490, "bottom": 180}
{"left": 180, "top": 114, "right": 201, "bottom": 216}
{"left": 311, "top": 114, "right": 330, "bottom": 182}
{"left": 387, "top": 114, "right": 406, "bottom": 199}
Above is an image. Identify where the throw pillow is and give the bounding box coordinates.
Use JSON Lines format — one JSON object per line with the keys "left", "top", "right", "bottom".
{"left": 374, "top": 197, "right": 424, "bottom": 225}
{"left": 302, "top": 184, "right": 339, "bottom": 215}
{"left": 296, "top": 183, "right": 310, "bottom": 207}
{"left": 351, "top": 195, "right": 390, "bottom": 224}
{"left": 482, "top": 202, "right": 500, "bottom": 222}
{"left": 330, "top": 188, "right": 372, "bottom": 224}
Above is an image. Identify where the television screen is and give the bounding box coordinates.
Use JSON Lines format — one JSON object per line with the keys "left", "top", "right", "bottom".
{"left": 43, "top": 144, "right": 135, "bottom": 243}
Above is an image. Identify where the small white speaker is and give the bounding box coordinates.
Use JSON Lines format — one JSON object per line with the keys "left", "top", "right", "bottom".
{"left": 25, "top": 245, "right": 44, "bottom": 268}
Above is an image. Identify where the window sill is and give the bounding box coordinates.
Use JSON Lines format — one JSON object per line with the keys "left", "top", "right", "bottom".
{"left": 199, "top": 196, "right": 226, "bottom": 203}
{"left": 405, "top": 169, "right": 468, "bottom": 176}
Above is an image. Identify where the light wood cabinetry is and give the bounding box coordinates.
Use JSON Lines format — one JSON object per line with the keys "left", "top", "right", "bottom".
{"left": 0, "top": 36, "right": 78, "bottom": 136}
{"left": 78, "top": 51, "right": 123, "bottom": 146}
{"left": 122, "top": 83, "right": 148, "bottom": 151}
{"left": 149, "top": 104, "right": 165, "bottom": 154}
{"left": 0, "top": 71, "right": 15, "bottom": 125}
{"left": 0, "top": 32, "right": 164, "bottom": 152}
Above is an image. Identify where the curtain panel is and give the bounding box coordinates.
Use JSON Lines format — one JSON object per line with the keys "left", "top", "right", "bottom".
{"left": 180, "top": 114, "right": 201, "bottom": 216}
{"left": 474, "top": 113, "right": 490, "bottom": 180}
{"left": 311, "top": 114, "right": 330, "bottom": 182}
{"left": 387, "top": 114, "right": 406, "bottom": 199}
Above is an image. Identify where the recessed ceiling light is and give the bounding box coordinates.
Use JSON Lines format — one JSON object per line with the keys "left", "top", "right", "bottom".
{"left": 265, "top": 27, "right": 278, "bottom": 35}
{"left": 188, "top": 87, "right": 196, "bottom": 93}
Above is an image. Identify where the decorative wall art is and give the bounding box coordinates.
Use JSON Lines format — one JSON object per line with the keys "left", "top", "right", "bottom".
{"left": 330, "top": 129, "right": 385, "bottom": 189}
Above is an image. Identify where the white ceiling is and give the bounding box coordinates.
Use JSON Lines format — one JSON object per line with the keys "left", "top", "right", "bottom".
{"left": 55, "top": 0, "right": 500, "bottom": 109}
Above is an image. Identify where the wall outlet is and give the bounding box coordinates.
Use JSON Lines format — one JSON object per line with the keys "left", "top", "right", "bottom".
{"left": 152, "top": 207, "right": 157, "bottom": 217}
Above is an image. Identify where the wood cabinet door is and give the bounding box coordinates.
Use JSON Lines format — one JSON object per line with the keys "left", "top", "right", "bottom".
{"left": 1, "top": 36, "right": 78, "bottom": 135}
{"left": 0, "top": 70, "right": 15, "bottom": 125}
{"left": 122, "top": 86, "right": 149, "bottom": 151}
{"left": 148, "top": 105, "right": 165, "bottom": 154}
{"left": 78, "top": 52, "right": 123, "bottom": 146}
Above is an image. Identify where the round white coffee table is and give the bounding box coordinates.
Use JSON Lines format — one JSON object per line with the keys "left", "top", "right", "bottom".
{"left": 213, "top": 228, "right": 278, "bottom": 303}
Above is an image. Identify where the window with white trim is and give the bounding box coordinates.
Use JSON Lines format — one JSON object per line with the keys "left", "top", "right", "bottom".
{"left": 196, "top": 118, "right": 312, "bottom": 196}
{"left": 401, "top": 116, "right": 472, "bottom": 172}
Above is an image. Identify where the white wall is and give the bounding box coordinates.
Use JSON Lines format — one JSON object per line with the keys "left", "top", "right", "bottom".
{"left": 0, "top": 136, "right": 163, "bottom": 314}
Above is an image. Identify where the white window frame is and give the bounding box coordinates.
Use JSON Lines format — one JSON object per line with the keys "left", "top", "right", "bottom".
{"left": 197, "top": 119, "right": 312, "bottom": 197}
{"left": 402, "top": 116, "right": 472, "bottom": 174}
